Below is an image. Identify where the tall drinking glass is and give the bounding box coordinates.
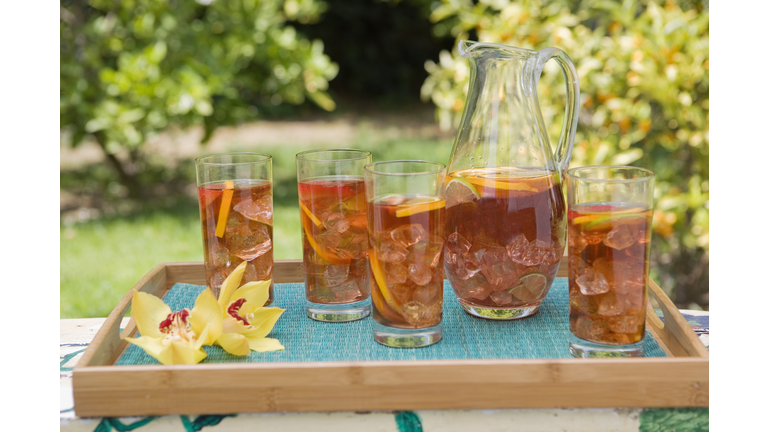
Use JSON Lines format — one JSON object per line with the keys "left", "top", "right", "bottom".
{"left": 565, "top": 166, "right": 654, "bottom": 357}
{"left": 296, "top": 149, "right": 372, "bottom": 322}
{"left": 195, "top": 153, "right": 274, "bottom": 305}
{"left": 364, "top": 160, "right": 447, "bottom": 348}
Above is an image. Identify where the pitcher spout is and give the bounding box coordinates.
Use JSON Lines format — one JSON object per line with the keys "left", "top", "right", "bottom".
{"left": 458, "top": 40, "right": 536, "bottom": 59}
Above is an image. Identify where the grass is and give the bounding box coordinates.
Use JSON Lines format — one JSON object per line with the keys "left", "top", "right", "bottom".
{"left": 60, "top": 138, "right": 453, "bottom": 318}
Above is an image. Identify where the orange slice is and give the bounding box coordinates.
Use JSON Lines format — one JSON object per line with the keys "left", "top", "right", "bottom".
{"left": 215, "top": 181, "right": 234, "bottom": 238}
{"left": 299, "top": 200, "right": 322, "bottom": 227}
{"left": 368, "top": 247, "right": 402, "bottom": 314}
{"left": 300, "top": 215, "right": 350, "bottom": 265}
{"left": 465, "top": 177, "right": 538, "bottom": 193}
{"left": 369, "top": 277, "right": 405, "bottom": 325}
{"left": 395, "top": 197, "right": 446, "bottom": 217}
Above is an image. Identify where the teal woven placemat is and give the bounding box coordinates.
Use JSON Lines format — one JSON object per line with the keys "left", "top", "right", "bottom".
{"left": 116, "top": 277, "right": 666, "bottom": 365}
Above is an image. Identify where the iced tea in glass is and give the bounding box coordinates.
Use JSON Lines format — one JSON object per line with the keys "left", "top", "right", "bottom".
{"left": 195, "top": 153, "right": 275, "bottom": 305}
{"left": 565, "top": 166, "right": 654, "bottom": 357}
{"left": 444, "top": 167, "right": 566, "bottom": 320}
{"left": 296, "top": 149, "right": 372, "bottom": 322}
{"left": 365, "top": 161, "right": 446, "bottom": 348}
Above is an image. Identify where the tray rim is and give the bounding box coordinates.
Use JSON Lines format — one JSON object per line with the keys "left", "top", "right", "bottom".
{"left": 72, "top": 260, "right": 709, "bottom": 417}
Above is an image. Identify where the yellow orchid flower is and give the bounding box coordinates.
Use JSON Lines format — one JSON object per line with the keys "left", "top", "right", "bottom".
{"left": 124, "top": 287, "right": 223, "bottom": 365}
{"left": 215, "top": 261, "right": 286, "bottom": 355}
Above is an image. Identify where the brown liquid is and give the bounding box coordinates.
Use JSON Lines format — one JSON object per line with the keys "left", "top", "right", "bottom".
{"left": 567, "top": 203, "right": 651, "bottom": 345}
{"left": 445, "top": 168, "right": 566, "bottom": 310}
{"left": 298, "top": 177, "right": 370, "bottom": 304}
{"left": 368, "top": 195, "right": 445, "bottom": 329}
{"left": 198, "top": 180, "right": 274, "bottom": 304}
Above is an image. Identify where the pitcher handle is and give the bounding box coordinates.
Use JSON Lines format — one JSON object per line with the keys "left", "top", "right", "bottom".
{"left": 535, "top": 48, "right": 580, "bottom": 178}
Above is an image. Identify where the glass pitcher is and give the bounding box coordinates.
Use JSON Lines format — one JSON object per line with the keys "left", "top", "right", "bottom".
{"left": 444, "top": 41, "right": 580, "bottom": 320}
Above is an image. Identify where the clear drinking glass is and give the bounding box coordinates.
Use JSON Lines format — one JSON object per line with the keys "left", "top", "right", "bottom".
{"left": 565, "top": 166, "right": 655, "bottom": 357}
{"left": 195, "top": 153, "right": 274, "bottom": 305}
{"left": 296, "top": 149, "right": 372, "bottom": 322}
{"left": 364, "top": 160, "right": 447, "bottom": 348}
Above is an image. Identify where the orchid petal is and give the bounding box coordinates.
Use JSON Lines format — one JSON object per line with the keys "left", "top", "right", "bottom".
{"left": 239, "top": 302, "right": 258, "bottom": 316}
{"left": 222, "top": 316, "right": 249, "bottom": 334}
{"left": 247, "top": 337, "right": 285, "bottom": 352}
{"left": 242, "top": 308, "right": 285, "bottom": 339}
{"left": 190, "top": 288, "right": 222, "bottom": 346}
{"left": 217, "top": 261, "right": 247, "bottom": 309}
{"left": 230, "top": 280, "right": 271, "bottom": 308}
{"left": 124, "top": 335, "right": 167, "bottom": 360}
{"left": 159, "top": 341, "right": 207, "bottom": 365}
{"left": 216, "top": 332, "right": 251, "bottom": 356}
{"left": 131, "top": 291, "right": 171, "bottom": 338}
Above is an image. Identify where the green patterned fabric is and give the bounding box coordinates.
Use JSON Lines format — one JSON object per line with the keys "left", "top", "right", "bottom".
{"left": 116, "top": 278, "right": 666, "bottom": 365}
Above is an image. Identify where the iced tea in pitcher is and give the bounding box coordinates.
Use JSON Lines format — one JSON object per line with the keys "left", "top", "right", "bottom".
{"left": 444, "top": 167, "right": 566, "bottom": 319}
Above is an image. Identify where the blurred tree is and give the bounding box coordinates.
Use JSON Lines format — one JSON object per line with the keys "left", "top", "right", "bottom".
{"left": 61, "top": 0, "right": 338, "bottom": 199}
{"left": 421, "top": 0, "right": 709, "bottom": 309}
{"left": 295, "top": 0, "right": 454, "bottom": 105}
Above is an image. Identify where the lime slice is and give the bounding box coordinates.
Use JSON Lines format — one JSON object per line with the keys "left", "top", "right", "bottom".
{"left": 395, "top": 196, "right": 446, "bottom": 217}
{"left": 508, "top": 272, "right": 547, "bottom": 302}
{"left": 445, "top": 178, "right": 480, "bottom": 208}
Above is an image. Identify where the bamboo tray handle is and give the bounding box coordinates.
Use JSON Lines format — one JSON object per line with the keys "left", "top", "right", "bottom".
{"left": 645, "top": 278, "right": 709, "bottom": 358}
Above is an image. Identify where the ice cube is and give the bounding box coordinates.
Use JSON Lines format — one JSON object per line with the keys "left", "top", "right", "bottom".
{"left": 479, "top": 245, "right": 516, "bottom": 288}
{"left": 209, "top": 272, "right": 225, "bottom": 296}
{"left": 603, "top": 224, "right": 638, "bottom": 250}
{"left": 233, "top": 195, "right": 273, "bottom": 225}
{"left": 607, "top": 315, "right": 639, "bottom": 334}
{"left": 323, "top": 213, "right": 350, "bottom": 233}
{"left": 573, "top": 316, "right": 609, "bottom": 341}
{"left": 412, "top": 283, "right": 440, "bottom": 306}
{"left": 378, "top": 241, "right": 408, "bottom": 263}
{"left": 506, "top": 234, "right": 529, "bottom": 263}
{"left": 317, "top": 230, "right": 343, "bottom": 250}
{"left": 210, "top": 243, "right": 231, "bottom": 268}
{"left": 324, "top": 263, "right": 350, "bottom": 287}
{"left": 332, "top": 278, "right": 363, "bottom": 302}
{"left": 490, "top": 290, "right": 513, "bottom": 305}
{"left": 597, "top": 293, "right": 625, "bottom": 316}
{"left": 385, "top": 262, "right": 408, "bottom": 285}
{"left": 245, "top": 253, "right": 273, "bottom": 281}
{"left": 401, "top": 301, "right": 441, "bottom": 327}
{"left": 390, "top": 282, "right": 413, "bottom": 305}
{"left": 408, "top": 263, "right": 432, "bottom": 286}
{"left": 446, "top": 232, "right": 471, "bottom": 255}
{"left": 575, "top": 270, "right": 611, "bottom": 296}
{"left": 391, "top": 224, "right": 426, "bottom": 248}
{"left": 232, "top": 238, "right": 272, "bottom": 261}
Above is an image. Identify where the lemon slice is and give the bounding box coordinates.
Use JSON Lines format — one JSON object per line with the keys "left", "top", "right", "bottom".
{"left": 445, "top": 178, "right": 479, "bottom": 208}
{"left": 215, "top": 180, "right": 234, "bottom": 238}
{"left": 395, "top": 196, "right": 446, "bottom": 217}
{"left": 465, "top": 177, "right": 538, "bottom": 193}
{"left": 299, "top": 200, "right": 322, "bottom": 227}
{"left": 584, "top": 213, "right": 646, "bottom": 230}
{"left": 508, "top": 272, "right": 547, "bottom": 302}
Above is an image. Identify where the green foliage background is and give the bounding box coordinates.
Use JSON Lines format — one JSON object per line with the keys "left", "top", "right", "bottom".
{"left": 421, "top": 0, "right": 709, "bottom": 309}
{"left": 60, "top": 0, "right": 708, "bottom": 314}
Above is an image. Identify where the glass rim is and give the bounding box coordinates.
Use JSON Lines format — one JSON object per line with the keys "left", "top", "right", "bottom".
{"left": 364, "top": 160, "right": 447, "bottom": 176}
{"left": 295, "top": 148, "right": 372, "bottom": 162}
{"left": 565, "top": 165, "right": 655, "bottom": 183}
{"left": 195, "top": 152, "right": 272, "bottom": 166}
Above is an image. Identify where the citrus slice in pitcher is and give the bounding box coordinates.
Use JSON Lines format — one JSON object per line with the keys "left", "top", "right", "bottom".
{"left": 445, "top": 178, "right": 479, "bottom": 208}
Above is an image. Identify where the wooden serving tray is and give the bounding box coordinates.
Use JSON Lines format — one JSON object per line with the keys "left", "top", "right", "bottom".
{"left": 72, "top": 260, "right": 708, "bottom": 418}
